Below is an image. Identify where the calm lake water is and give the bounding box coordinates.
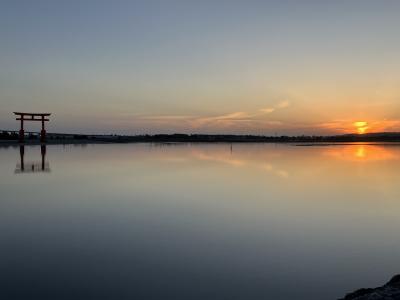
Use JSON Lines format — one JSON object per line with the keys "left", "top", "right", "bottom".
{"left": 1, "top": 143, "right": 400, "bottom": 300}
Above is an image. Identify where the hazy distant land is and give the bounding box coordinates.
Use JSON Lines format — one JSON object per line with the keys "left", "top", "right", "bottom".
{"left": 2, "top": 130, "right": 400, "bottom": 145}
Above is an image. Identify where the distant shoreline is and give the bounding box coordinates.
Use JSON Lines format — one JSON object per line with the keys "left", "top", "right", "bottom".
{"left": 1, "top": 132, "right": 400, "bottom": 146}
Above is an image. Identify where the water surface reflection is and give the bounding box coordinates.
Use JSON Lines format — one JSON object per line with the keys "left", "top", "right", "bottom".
{"left": 1, "top": 143, "right": 400, "bottom": 300}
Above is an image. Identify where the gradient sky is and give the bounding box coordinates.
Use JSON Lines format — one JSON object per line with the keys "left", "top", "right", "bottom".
{"left": 1, "top": 0, "right": 400, "bottom": 135}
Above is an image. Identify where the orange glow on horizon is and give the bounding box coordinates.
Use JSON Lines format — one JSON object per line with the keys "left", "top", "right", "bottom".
{"left": 353, "top": 121, "right": 369, "bottom": 134}
{"left": 318, "top": 119, "right": 400, "bottom": 135}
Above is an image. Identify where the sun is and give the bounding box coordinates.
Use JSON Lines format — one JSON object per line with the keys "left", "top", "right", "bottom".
{"left": 353, "top": 121, "right": 369, "bottom": 134}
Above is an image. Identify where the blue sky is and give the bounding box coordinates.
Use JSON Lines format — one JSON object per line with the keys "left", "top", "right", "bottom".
{"left": 1, "top": 0, "right": 400, "bottom": 134}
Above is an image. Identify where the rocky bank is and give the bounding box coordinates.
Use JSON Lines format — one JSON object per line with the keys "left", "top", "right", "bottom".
{"left": 339, "top": 275, "right": 400, "bottom": 300}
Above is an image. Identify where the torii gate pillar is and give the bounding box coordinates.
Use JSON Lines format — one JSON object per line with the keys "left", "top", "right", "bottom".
{"left": 40, "top": 116, "right": 46, "bottom": 143}
{"left": 19, "top": 118, "right": 24, "bottom": 143}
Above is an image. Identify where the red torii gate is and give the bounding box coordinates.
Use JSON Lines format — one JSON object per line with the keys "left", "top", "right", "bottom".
{"left": 14, "top": 112, "right": 51, "bottom": 143}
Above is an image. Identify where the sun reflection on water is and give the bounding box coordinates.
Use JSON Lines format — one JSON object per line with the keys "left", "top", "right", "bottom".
{"left": 324, "top": 144, "right": 399, "bottom": 162}
{"left": 355, "top": 145, "right": 366, "bottom": 158}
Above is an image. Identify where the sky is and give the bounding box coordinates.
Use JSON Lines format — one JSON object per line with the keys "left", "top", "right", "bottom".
{"left": 1, "top": 0, "right": 400, "bottom": 135}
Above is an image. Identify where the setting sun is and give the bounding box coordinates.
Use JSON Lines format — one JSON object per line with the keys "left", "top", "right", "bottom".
{"left": 354, "top": 121, "right": 369, "bottom": 134}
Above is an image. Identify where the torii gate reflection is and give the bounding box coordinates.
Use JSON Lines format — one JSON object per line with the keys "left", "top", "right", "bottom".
{"left": 15, "top": 145, "right": 50, "bottom": 174}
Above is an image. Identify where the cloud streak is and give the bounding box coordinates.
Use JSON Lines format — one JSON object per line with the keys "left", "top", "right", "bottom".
{"left": 132, "top": 100, "right": 291, "bottom": 131}
{"left": 259, "top": 100, "right": 290, "bottom": 114}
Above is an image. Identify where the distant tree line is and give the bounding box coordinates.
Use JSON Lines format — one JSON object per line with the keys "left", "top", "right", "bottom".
{"left": 0, "top": 131, "right": 18, "bottom": 140}
{"left": 2, "top": 131, "right": 400, "bottom": 143}
{"left": 90, "top": 132, "right": 400, "bottom": 143}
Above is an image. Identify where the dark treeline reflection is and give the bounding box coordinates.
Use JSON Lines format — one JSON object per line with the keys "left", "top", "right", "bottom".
{"left": 15, "top": 145, "right": 50, "bottom": 173}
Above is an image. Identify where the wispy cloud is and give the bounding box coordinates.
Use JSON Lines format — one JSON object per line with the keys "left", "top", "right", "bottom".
{"left": 138, "top": 115, "right": 195, "bottom": 121}
{"left": 191, "top": 112, "right": 253, "bottom": 128}
{"left": 258, "top": 100, "right": 290, "bottom": 115}
{"left": 276, "top": 100, "right": 290, "bottom": 109}
{"left": 132, "top": 100, "right": 291, "bottom": 131}
{"left": 259, "top": 108, "right": 275, "bottom": 114}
